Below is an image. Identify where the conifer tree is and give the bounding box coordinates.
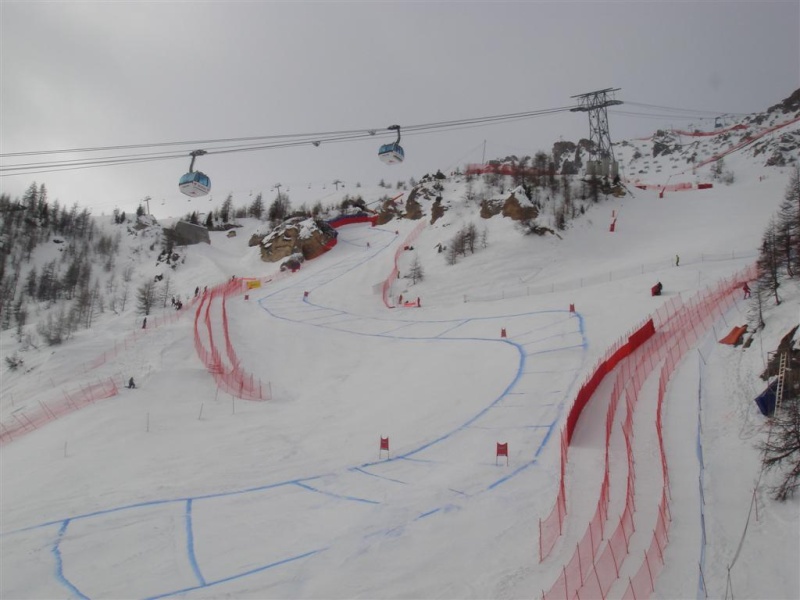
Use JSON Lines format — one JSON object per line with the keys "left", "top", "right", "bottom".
{"left": 776, "top": 166, "right": 800, "bottom": 277}
{"left": 756, "top": 219, "right": 783, "bottom": 306}
{"left": 136, "top": 281, "right": 156, "bottom": 316}
{"left": 409, "top": 256, "right": 424, "bottom": 284}
{"left": 248, "top": 193, "right": 265, "bottom": 219}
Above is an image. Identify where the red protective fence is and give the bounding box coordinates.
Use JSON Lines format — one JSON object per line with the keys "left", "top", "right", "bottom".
{"left": 192, "top": 278, "right": 271, "bottom": 401}
{"left": 694, "top": 115, "right": 800, "bottom": 170}
{"left": 327, "top": 213, "right": 378, "bottom": 228}
{"left": 540, "top": 319, "right": 656, "bottom": 561}
{"left": 1, "top": 274, "right": 274, "bottom": 446}
{"left": 381, "top": 220, "right": 427, "bottom": 308}
{"left": 540, "top": 263, "right": 757, "bottom": 600}
{"left": 0, "top": 377, "right": 119, "bottom": 446}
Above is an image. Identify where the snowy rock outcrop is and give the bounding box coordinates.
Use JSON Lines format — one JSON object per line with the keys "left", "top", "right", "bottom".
{"left": 258, "top": 217, "right": 337, "bottom": 263}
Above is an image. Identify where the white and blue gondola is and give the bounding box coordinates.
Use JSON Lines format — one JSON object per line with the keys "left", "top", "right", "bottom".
{"left": 378, "top": 124, "right": 404, "bottom": 164}
{"left": 179, "top": 171, "right": 211, "bottom": 197}
{"left": 378, "top": 142, "right": 404, "bottom": 165}
{"left": 179, "top": 150, "right": 211, "bottom": 197}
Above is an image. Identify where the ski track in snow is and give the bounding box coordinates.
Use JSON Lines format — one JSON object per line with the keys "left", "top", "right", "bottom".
{"left": 2, "top": 224, "right": 589, "bottom": 599}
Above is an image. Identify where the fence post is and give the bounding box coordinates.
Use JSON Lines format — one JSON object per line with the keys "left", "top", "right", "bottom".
{"left": 539, "top": 519, "right": 543, "bottom": 563}
{"left": 609, "top": 542, "right": 620, "bottom": 577}
{"left": 644, "top": 549, "right": 654, "bottom": 590}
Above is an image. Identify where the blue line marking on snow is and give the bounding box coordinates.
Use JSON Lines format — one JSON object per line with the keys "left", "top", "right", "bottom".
{"left": 416, "top": 508, "right": 441, "bottom": 520}
{"left": 185, "top": 499, "right": 206, "bottom": 587}
{"left": 434, "top": 320, "right": 469, "bottom": 337}
{"left": 349, "top": 467, "right": 408, "bottom": 485}
{"left": 145, "top": 548, "right": 326, "bottom": 600}
{"left": 4, "top": 476, "right": 328, "bottom": 536}
{"left": 292, "top": 481, "right": 380, "bottom": 505}
{"left": 52, "top": 519, "right": 89, "bottom": 600}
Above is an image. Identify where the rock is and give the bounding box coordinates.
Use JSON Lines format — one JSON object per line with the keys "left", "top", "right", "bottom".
{"left": 258, "top": 218, "right": 337, "bottom": 263}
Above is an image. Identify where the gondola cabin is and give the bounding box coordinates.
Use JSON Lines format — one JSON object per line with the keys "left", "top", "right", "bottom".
{"left": 379, "top": 124, "right": 404, "bottom": 165}
{"left": 378, "top": 143, "right": 404, "bottom": 165}
{"left": 179, "top": 171, "right": 211, "bottom": 197}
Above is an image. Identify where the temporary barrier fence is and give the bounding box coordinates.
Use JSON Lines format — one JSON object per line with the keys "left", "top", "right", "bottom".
{"left": 540, "top": 264, "right": 756, "bottom": 599}
{"left": 0, "top": 377, "right": 118, "bottom": 446}
{"left": 327, "top": 213, "right": 378, "bottom": 228}
{"left": 382, "top": 220, "right": 427, "bottom": 308}
{"left": 694, "top": 115, "right": 800, "bottom": 171}
{"left": 540, "top": 318, "right": 656, "bottom": 562}
{"left": 542, "top": 320, "right": 675, "bottom": 598}
{"left": 192, "top": 278, "right": 271, "bottom": 401}
{"left": 0, "top": 275, "right": 272, "bottom": 447}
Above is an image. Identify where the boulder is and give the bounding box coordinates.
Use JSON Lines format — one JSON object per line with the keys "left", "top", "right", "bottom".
{"left": 259, "top": 218, "right": 337, "bottom": 263}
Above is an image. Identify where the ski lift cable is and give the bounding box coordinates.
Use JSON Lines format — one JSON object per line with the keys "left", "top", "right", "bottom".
{"left": 1, "top": 108, "right": 577, "bottom": 177}
{"left": 623, "top": 101, "right": 750, "bottom": 117}
{"left": 610, "top": 109, "right": 735, "bottom": 121}
{"left": 0, "top": 104, "right": 578, "bottom": 161}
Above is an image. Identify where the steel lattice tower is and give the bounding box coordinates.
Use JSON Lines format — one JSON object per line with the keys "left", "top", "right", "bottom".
{"left": 570, "top": 87, "right": 623, "bottom": 177}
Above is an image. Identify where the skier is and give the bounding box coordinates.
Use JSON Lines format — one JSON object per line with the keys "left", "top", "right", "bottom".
{"left": 743, "top": 282, "right": 751, "bottom": 299}
{"left": 675, "top": 254, "right": 680, "bottom": 267}
{"left": 128, "top": 377, "right": 136, "bottom": 389}
{"left": 142, "top": 317, "right": 147, "bottom": 329}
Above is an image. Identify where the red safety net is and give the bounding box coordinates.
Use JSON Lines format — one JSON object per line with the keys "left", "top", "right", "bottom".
{"left": 192, "top": 278, "right": 271, "bottom": 401}
{"left": 0, "top": 377, "right": 119, "bottom": 446}
{"left": 382, "top": 220, "right": 426, "bottom": 308}
{"left": 540, "top": 263, "right": 757, "bottom": 600}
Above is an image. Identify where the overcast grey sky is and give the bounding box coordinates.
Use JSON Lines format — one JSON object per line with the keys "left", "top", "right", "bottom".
{"left": 1, "top": 1, "right": 798, "bottom": 218}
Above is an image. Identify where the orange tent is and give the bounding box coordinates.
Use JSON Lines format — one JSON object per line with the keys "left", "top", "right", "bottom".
{"left": 719, "top": 325, "right": 747, "bottom": 345}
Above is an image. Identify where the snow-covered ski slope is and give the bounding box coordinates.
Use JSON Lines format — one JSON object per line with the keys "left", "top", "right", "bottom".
{"left": 1, "top": 160, "right": 799, "bottom": 599}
